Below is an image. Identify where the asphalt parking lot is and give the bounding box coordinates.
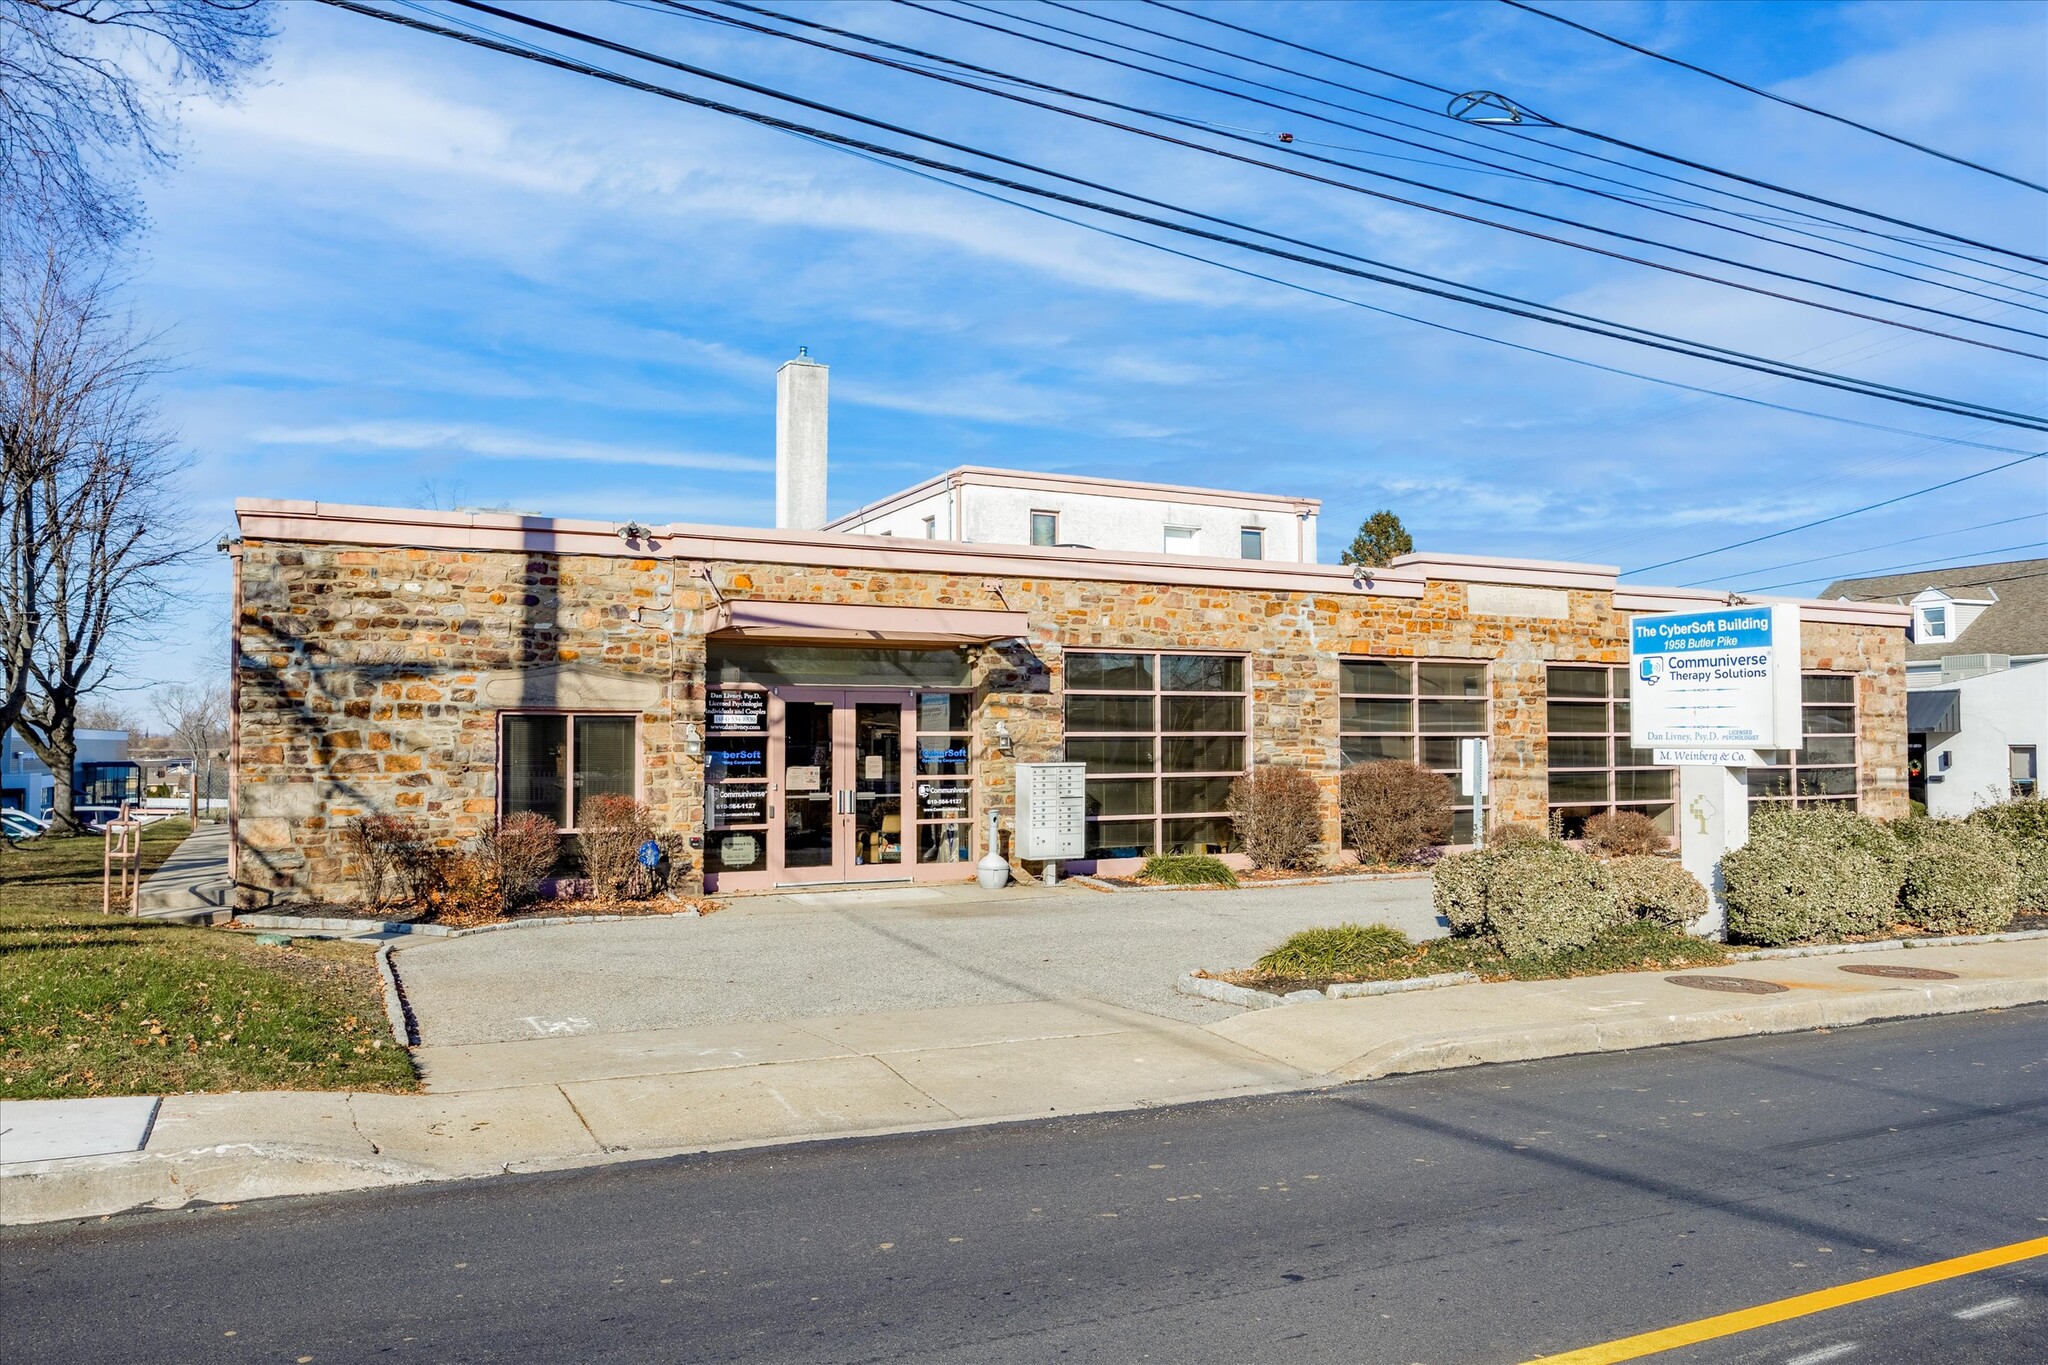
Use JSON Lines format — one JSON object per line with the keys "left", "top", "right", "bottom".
{"left": 394, "top": 876, "right": 1442, "bottom": 1046}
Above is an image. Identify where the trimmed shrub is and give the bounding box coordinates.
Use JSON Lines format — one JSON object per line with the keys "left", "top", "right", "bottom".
{"left": 1255, "top": 923, "right": 1414, "bottom": 979}
{"left": 1480, "top": 841, "right": 1623, "bottom": 958}
{"left": 1140, "top": 853, "right": 1238, "bottom": 887}
{"left": 578, "top": 795, "right": 661, "bottom": 901}
{"left": 1486, "top": 822, "right": 1550, "bottom": 850}
{"left": 1608, "top": 855, "right": 1708, "bottom": 930}
{"left": 1583, "top": 810, "right": 1667, "bottom": 857}
{"left": 1898, "top": 820, "right": 2019, "bottom": 934}
{"left": 1432, "top": 847, "right": 1490, "bottom": 937}
{"left": 1968, "top": 797, "right": 2048, "bottom": 911}
{"left": 1227, "top": 765, "right": 1324, "bottom": 871}
{"left": 1723, "top": 806, "right": 1904, "bottom": 945}
{"left": 433, "top": 850, "right": 504, "bottom": 928}
{"left": 1339, "top": 761, "right": 1452, "bottom": 865}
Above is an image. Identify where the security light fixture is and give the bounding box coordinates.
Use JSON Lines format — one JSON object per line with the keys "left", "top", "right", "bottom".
{"left": 617, "top": 521, "right": 654, "bottom": 543}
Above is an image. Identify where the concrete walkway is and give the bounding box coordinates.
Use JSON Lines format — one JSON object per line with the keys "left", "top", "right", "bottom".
{"left": 394, "top": 875, "right": 1444, "bottom": 1044}
{"left": 133, "top": 822, "right": 235, "bottom": 922}
{"left": 4, "top": 937, "right": 2042, "bottom": 1225}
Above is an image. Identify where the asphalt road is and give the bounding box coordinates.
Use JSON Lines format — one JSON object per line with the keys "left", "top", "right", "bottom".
{"left": 5, "top": 1008, "right": 2044, "bottom": 1364}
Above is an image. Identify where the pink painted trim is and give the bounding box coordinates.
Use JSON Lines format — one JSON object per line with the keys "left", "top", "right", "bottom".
{"left": 1389, "top": 552, "right": 1618, "bottom": 591}
{"left": 1613, "top": 585, "right": 1912, "bottom": 628}
{"left": 234, "top": 499, "right": 1424, "bottom": 598}
{"left": 708, "top": 600, "right": 1032, "bottom": 643}
{"left": 822, "top": 464, "right": 1320, "bottom": 531}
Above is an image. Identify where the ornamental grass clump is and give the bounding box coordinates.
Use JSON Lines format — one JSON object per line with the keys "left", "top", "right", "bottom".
{"left": 1227, "top": 765, "right": 1324, "bottom": 872}
{"left": 1967, "top": 797, "right": 2048, "bottom": 911}
{"left": 1339, "top": 761, "right": 1452, "bottom": 865}
{"left": 1139, "top": 854, "right": 1238, "bottom": 887}
{"left": 1897, "top": 819, "right": 2019, "bottom": 935}
{"left": 1255, "top": 922, "right": 1414, "bottom": 979}
{"left": 1722, "top": 804, "right": 1903, "bottom": 946}
{"left": 1607, "top": 855, "right": 1708, "bottom": 931}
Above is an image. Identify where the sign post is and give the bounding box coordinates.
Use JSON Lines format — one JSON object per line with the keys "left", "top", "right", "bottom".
{"left": 1629, "top": 604, "right": 1802, "bottom": 939}
{"left": 1458, "top": 737, "right": 1490, "bottom": 850}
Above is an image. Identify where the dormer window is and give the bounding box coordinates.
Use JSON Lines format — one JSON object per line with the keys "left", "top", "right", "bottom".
{"left": 1919, "top": 605, "right": 1948, "bottom": 640}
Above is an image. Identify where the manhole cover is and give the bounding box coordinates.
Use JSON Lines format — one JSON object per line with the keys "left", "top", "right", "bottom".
{"left": 1839, "top": 963, "right": 1959, "bottom": 981}
{"left": 1664, "top": 975, "right": 1787, "bottom": 995}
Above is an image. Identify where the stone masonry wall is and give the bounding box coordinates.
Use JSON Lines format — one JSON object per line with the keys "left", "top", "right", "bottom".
{"left": 236, "top": 541, "right": 1908, "bottom": 902}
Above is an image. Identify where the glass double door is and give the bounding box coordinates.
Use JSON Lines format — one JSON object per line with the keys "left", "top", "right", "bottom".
{"left": 772, "top": 689, "right": 911, "bottom": 884}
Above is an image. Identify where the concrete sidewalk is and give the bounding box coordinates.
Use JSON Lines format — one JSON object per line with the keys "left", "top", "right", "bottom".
{"left": 4, "top": 939, "right": 2043, "bottom": 1225}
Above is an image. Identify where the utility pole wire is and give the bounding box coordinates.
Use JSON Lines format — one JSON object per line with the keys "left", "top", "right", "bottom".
{"left": 1144, "top": 0, "right": 2048, "bottom": 267}
{"left": 1498, "top": 0, "right": 2048, "bottom": 195}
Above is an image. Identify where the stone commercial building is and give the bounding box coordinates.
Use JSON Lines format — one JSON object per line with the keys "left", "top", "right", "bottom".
{"left": 227, "top": 499, "right": 1910, "bottom": 904}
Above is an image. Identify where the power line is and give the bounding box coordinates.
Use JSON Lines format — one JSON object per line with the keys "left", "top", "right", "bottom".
{"left": 1145, "top": 0, "right": 2048, "bottom": 268}
{"left": 478, "top": 0, "right": 2048, "bottom": 419}
{"left": 1832, "top": 564, "right": 2048, "bottom": 598}
{"left": 1007, "top": 0, "right": 2048, "bottom": 301}
{"left": 1626, "top": 452, "right": 2048, "bottom": 575}
{"left": 324, "top": 0, "right": 2048, "bottom": 431}
{"left": 819, "top": 2, "right": 2048, "bottom": 343}
{"left": 1683, "top": 512, "right": 2048, "bottom": 587}
{"left": 1498, "top": 0, "right": 2048, "bottom": 194}
{"left": 1745, "top": 541, "right": 2048, "bottom": 593}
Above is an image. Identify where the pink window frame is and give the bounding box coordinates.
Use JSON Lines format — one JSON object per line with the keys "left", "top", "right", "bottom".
{"left": 495, "top": 709, "right": 643, "bottom": 833}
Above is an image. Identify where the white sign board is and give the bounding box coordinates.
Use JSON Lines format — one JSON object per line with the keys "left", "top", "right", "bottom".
{"left": 1458, "top": 737, "right": 1489, "bottom": 797}
{"left": 1654, "top": 747, "right": 1764, "bottom": 768}
{"left": 1629, "top": 604, "right": 1801, "bottom": 750}
{"left": 1014, "top": 761, "right": 1086, "bottom": 861}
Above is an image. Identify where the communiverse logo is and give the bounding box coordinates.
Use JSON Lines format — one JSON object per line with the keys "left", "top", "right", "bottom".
{"left": 1639, "top": 656, "right": 1664, "bottom": 686}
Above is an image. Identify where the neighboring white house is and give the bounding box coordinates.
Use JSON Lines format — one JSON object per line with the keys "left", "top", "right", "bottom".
{"left": 1827, "top": 557, "right": 2046, "bottom": 817}
{"left": 823, "top": 466, "right": 1322, "bottom": 563}
{"left": 1, "top": 727, "right": 137, "bottom": 817}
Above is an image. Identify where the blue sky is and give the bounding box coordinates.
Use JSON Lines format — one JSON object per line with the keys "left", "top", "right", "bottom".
{"left": 116, "top": 0, "right": 2047, "bottom": 696}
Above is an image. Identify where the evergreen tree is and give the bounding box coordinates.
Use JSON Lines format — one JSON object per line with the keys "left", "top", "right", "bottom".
{"left": 1340, "top": 510, "right": 1413, "bottom": 568}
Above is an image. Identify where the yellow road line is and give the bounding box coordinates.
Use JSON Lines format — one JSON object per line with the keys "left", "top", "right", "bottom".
{"left": 1524, "top": 1234, "right": 2048, "bottom": 1364}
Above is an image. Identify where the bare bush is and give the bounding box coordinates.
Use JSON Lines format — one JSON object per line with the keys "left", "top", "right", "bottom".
{"left": 1227, "top": 765, "right": 1323, "bottom": 871}
{"left": 1339, "top": 761, "right": 1452, "bottom": 865}
{"left": 578, "top": 794, "right": 659, "bottom": 901}
{"left": 342, "top": 813, "right": 414, "bottom": 909}
{"left": 1583, "top": 810, "right": 1667, "bottom": 857}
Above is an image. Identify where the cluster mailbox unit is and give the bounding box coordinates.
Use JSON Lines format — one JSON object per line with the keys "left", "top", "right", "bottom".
{"left": 1014, "top": 762, "right": 1087, "bottom": 865}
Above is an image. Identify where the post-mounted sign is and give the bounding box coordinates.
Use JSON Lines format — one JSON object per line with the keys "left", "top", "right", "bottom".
{"left": 1628, "top": 604, "right": 1801, "bottom": 753}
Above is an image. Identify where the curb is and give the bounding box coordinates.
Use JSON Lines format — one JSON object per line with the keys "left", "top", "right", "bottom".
{"left": 1325, "top": 975, "right": 2048, "bottom": 1083}
{"left": 1078, "top": 870, "right": 1431, "bottom": 895}
{"left": 0, "top": 1143, "right": 438, "bottom": 1226}
{"left": 374, "top": 942, "right": 418, "bottom": 1047}
{"left": 1734, "top": 928, "right": 2048, "bottom": 960}
{"left": 1177, "top": 969, "right": 1480, "bottom": 1007}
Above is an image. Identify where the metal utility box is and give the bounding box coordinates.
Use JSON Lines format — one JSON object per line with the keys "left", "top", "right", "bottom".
{"left": 1014, "top": 762, "right": 1086, "bottom": 861}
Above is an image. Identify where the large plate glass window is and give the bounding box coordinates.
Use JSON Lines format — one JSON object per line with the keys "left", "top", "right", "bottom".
{"left": 1340, "top": 659, "right": 1488, "bottom": 843}
{"left": 500, "top": 712, "right": 638, "bottom": 830}
{"left": 1748, "top": 674, "right": 1859, "bottom": 811}
{"left": 1064, "top": 651, "right": 1246, "bottom": 859}
{"left": 1545, "top": 665, "right": 1673, "bottom": 839}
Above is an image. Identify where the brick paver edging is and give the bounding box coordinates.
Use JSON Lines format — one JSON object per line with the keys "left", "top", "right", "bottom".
{"left": 1182, "top": 926, "right": 2048, "bottom": 1009}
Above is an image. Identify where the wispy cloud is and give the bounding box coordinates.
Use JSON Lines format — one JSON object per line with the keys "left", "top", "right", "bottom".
{"left": 249, "top": 421, "right": 769, "bottom": 472}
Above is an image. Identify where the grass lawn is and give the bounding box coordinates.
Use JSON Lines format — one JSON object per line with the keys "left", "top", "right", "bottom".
{"left": 1242, "top": 919, "right": 1733, "bottom": 991}
{"left": 1, "top": 820, "right": 416, "bottom": 1100}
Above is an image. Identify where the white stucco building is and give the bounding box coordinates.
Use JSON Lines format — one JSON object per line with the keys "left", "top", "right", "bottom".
{"left": 824, "top": 466, "right": 1321, "bottom": 563}
{"left": 1827, "top": 558, "right": 2046, "bottom": 816}
{"left": 1, "top": 727, "right": 137, "bottom": 817}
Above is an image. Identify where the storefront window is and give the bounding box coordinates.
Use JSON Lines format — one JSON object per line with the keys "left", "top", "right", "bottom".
{"left": 915, "top": 692, "right": 973, "bottom": 862}
{"left": 1064, "top": 651, "right": 1246, "bottom": 859}
{"left": 500, "top": 712, "right": 637, "bottom": 831}
{"left": 1748, "top": 675, "right": 1859, "bottom": 811}
{"left": 1340, "top": 658, "right": 1488, "bottom": 843}
{"left": 1545, "top": 666, "right": 1674, "bottom": 839}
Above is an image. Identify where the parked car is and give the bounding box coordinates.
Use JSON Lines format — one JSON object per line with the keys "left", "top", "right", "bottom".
{"left": 2, "top": 807, "right": 49, "bottom": 839}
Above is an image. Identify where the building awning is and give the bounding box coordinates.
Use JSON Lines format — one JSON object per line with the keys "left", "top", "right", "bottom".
{"left": 1906, "top": 688, "right": 1962, "bottom": 734}
{"left": 706, "top": 600, "right": 1031, "bottom": 645}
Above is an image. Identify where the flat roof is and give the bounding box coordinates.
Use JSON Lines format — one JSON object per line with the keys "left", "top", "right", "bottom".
{"left": 232, "top": 498, "right": 1910, "bottom": 629}
{"left": 824, "top": 465, "right": 1321, "bottom": 531}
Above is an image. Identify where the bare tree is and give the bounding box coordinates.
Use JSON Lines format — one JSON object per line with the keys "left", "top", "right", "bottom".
{"left": 75, "top": 696, "right": 131, "bottom": 730}
{"left": 2, "top": 242, "right": 190, "bottom": 830}
{"left": 1, "top": 0, "right": 273, "bottom": 246}
{"left": 153, "top": 677, "right": 223, "bottom": 823}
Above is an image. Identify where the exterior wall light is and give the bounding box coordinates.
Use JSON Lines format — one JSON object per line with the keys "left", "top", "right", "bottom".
{"left": 683, "top": 722, "right": 703, "bottom": 759}
{"left": 994, "top": 720, "right": 1014, "bottom": 756}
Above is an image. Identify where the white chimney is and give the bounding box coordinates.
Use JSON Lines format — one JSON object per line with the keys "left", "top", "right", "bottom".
{"left": 775, "top": 347, "right": 828, "bottom": 531}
